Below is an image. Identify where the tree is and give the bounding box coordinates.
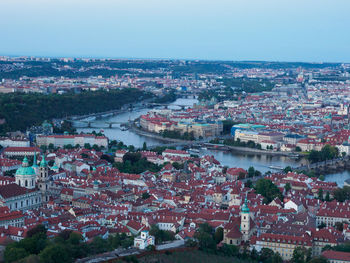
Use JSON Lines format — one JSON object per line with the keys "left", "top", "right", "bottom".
{"left": 318, "top": 188, "right": 324, "bottom": 200}
{"left": 214, "top": 227, "right": 223, "bottom": 244}
{"left": 255, "top": 178, "right": 283, "bottom": 203}
{"left": 292, "top": 247, "right": 311, "bottom": 263}
{"left": 295, "top": 146, "right": 302, "bottom": 152}
{"left": 325, "top": 191, "right": 331, "bottom": 202}
{"left": 84, "top": 143, "right": 91, "bottom": 149}
{"left": 142, "top": 192, "right": 150, "bottom": 199}
{"left": 284, "top": 183, "right": 292, "bottom": 192}
{"left": 48, "top": 143, "right": 55, "bottom": 150}
{"left": 39, "top": 244, "right": 72, "bottom": 263}
{"left": 248, "top": 166, "right": 255, "bottom": 178}
{"left": 335, "top": 222, "right": 344, "bottom": 232}
{"left": 319, "top": 175, "right": 325, "bottom": 181}
{"left": 259, "top": 248, "right": 275, "bottom": 263}
{"left": 308, "top": 256, "right": 328, "bottom": 263}
{"left": 284, "top": 166, "right": 292, "bottom": 173}
{"left": 142, "top": 142, "right": 147, "bottom": 150}
{"left": 4, "top": 247, "right": 29, "bottom": 263}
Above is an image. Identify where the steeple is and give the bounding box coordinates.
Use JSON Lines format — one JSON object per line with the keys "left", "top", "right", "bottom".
{"left": 240, "top": 196, "right": 251, "bottom": 242}
{"left": 32, "top": 151, "right": 38, "bottom": 168}
{"left": 40, "top": 155, "right": 48, "bottom": 168}
{"left": 242, "top": 197, "right": 250, "bottom": 213}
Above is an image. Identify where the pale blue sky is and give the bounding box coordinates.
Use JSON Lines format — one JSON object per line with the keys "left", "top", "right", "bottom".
{"left": 0, "top": 0, "right": 349, "bottom": 62}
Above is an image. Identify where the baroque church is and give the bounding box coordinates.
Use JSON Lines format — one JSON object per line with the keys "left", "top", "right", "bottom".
{"left": 0, "top": 154, "right": 52, "bottom": 211}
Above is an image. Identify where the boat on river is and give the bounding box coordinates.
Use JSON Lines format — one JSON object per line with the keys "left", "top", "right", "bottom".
{"left": 268, "top": 165, "right": 284, "bottom": 170}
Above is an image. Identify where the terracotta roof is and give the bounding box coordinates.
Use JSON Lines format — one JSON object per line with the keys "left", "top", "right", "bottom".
{"left": 322, "top": 250, "right": 350, "bottom": 262}
{"left": 0, "top": 183, "right": 36, "bottom": 199}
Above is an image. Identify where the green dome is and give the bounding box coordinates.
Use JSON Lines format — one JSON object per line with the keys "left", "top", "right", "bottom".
{"left": 16, "top": 157, "right": 36, "bottom": 176}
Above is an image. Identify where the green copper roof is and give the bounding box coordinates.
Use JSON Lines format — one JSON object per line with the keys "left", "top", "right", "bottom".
{"left": 242, "top": 197, "right": 250, "bottom": 213}
{"left": 16, "top": 156, "right": 36, "bottom": 176}
{"left": 32, "top": 152, "right": 38, "bottom": 168}
{"left": 51, "top": 162, "right": 59, "bottom": 170}
{"left": 40, "top": 155, "right": 48, "bottom": 167}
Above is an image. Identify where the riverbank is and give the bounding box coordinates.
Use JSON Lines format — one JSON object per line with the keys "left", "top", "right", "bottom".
{"left": 131, "top": 121, "right": 302, "bottom": 157}
{"left": 129, "top": 120, "right": 193, "bottom": 145}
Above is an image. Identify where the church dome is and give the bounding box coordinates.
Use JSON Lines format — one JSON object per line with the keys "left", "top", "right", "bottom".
{"left": 16, "top": 156, "right": 36, "bottom": 176}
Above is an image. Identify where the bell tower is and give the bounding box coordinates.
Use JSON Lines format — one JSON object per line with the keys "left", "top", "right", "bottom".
{"left": 37, "top": 155, "right": 50, "bottom": 202}
{"left": 240, "top": 197, "right": 250, "bottom": 242}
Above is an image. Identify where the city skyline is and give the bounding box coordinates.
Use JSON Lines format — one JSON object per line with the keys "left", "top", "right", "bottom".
{"left": 1, "top": 0, "right": 350, "bottom": 62}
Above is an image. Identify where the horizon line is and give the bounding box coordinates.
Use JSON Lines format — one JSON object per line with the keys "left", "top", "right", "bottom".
{"left": 0, "top": 53, "right": 347, "bottom": 65}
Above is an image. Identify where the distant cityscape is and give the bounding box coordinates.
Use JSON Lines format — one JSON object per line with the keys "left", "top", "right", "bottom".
{"left": 1, "top": 56, "right": 350, "bottom": 263}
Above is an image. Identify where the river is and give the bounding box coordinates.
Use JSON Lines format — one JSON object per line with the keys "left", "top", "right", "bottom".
{"left": 77, "top": 98, "right": 350, "bottom": 186}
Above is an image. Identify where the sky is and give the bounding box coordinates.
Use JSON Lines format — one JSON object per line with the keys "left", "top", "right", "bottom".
{"left": 0, "top": 0, "right": 349, "bottom": 62}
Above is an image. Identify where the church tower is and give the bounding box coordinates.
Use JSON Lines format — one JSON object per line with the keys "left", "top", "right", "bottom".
{"left": 37, "top": 155, "right": 50, "bottom": 202}
{"left": 240, "top": 197, "right": 250, "bottom": 242}
{"left": 15, "top": 156, "right": 36, "bottom": 189}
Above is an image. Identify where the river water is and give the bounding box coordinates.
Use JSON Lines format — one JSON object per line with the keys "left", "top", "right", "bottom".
{"left": 77, "top": 98, "right": 350, "bottom": 186}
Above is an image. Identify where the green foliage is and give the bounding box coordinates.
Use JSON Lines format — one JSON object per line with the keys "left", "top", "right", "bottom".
{"left": 308, "top": 145, "right": 339, "bottom": 163}
{"left": 214, "top": 227, "right": 223, "bottom": 244}
{"left": 194, "top": 223, "right": 216, "bottom": 252}
{"left": 172, "top": 162, "right": 184, "bottom": 170}
{"left": 149, "top": 225, "right": 175, "bottom": 245}
{"left": 113, "top": 152, "right": 162, "bottom": 174}
{"left": 222, "top": 138, "right": 262, "bottom": 150}
{"left": 39, "top": 244, "right": 72, "bottom": 263}
{"left": 333, "top": 186, "right": 350, "bottom": 202}
{"left": 222, "top": 120, "right": 238, "bottom": 135}
{"left": 159, "top": 130, "right": 195, "bottom": 141}
{"left": 284, "top": 182, "right": 292, "bottom": 192}
{"left": 295, "top": 146, "right": 302, "bottom": 152}
{"left": 284, "top": 166, "right": 293, "bottom": 173}
{"left": 0, "top": 88, "right": 148, "bottom": 133}
{"left": 154, "top": 89, "right": 177, "bottom": 103}
{"left": 4, "top": 226, "right": 134, "bottom": 263}
{"left": 221, "top": 78, "right": 275, "bottom": 93}
{"left": 292, "top": 247, "right": 312, "bottom": 263}
{"left": 142, "top": 192, "right": 150, "bottom": 199}
{"left": 307, "top": 256, "right": 328, "bottom": 263}
{"left": 4, "top": 247, "right": 29, "bottom": 263}
{"left": 255, "top": 178, "right": 283, "bottom": 203}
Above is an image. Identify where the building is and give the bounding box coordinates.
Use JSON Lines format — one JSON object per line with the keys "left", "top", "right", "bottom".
{"left": 37, "top": 156, "right": 52, "bottom": 203}
{"left": 36, "top": 134, "right": 108, "bottom": 148}
{"left": 3, "top": 147, "right": 41, "bottom": 157}
{"left": 0, "top": 137, "right": 30, "bottom": 148}
{"left": 0, "top": 207, "right": 24, "bottom": 227}
{"left": 322, "top": 250, "right": 350, "bottom": 263}
{"left": 0, "top": 157, "right": 42, "bottom": 211}
{"left": 252, "top": 233, "right": 313, "bottom": 260}
{"left": 134, "top": 230, "right": 155, "bottom": 250}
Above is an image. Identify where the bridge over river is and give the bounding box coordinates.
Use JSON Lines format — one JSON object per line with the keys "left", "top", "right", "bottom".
{"left": 293, "top": 156, "right": 350, "bottom": 174}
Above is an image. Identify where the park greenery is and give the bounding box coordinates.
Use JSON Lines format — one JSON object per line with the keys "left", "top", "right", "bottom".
{"left": 0, "top": 88, "right": 150, "bottom": 133}
{"left": 113, "top": 152, "right": 163, "bottom": 174}
{"left": 307, "top": 145, "right": 339, "bottom": 163}
{"left": 159, "top": 130, "right": 195, "bottom": 141}
{"left": 3, "top": 224, "right": 134, "bottom": 263}
{"left": 149, "top": 225, "right": 175, "bottom": 245}
{"left": 254, "top": 178, "right": 283, "bottom": 204}
{"left": 220, "top": 78, "right": 275, "bottom": 93}
{"left": 210, "top": 138, "right": 262, "bottom": 150}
